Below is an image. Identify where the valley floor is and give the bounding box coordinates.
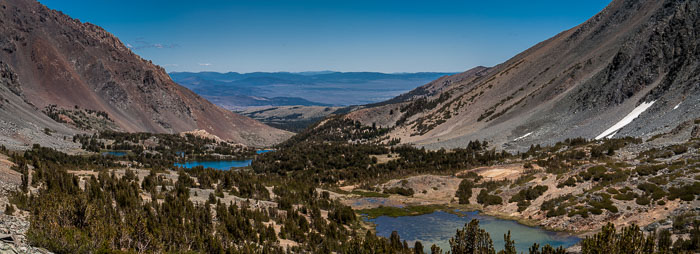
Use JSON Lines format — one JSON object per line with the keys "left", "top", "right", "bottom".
{"left": 0, "top": 120, "right": 698, "bottom": 253}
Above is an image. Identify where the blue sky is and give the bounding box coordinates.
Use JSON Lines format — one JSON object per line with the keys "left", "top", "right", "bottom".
{"left": 39, "top": 0, "right": 611, "bottom": 73}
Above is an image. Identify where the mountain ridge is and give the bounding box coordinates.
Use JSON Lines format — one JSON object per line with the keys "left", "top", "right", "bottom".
{"left": 0, "top": 0, "right": 292, "bottom": 148}
{"left": 344, "top": 0, "right": 699, "bottom": 151}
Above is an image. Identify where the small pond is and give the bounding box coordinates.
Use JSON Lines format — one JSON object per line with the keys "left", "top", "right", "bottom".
{"left": 101, "top": 151, "right": 128, "bottom": 157}
{"left": 174, "top": 160, "right": 252, "bottom": 170}
{"left": 256, "top": 149, "right": 274, "bottom": 154}
{"left": 367, "top": 210, "right": 579, "bottom": 253}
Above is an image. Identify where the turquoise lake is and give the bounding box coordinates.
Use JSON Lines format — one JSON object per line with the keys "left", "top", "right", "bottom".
{"left": 101, "top": 151, "right": 127, "bottom": 157}
{"left": 174, "top": 149, "right": 273, "bottom": 170}
{"left": 174, "top": 160, "right": 252, "bottom": 170}
{"left": 367, "top": 210, "right": 579, "bottom": 253}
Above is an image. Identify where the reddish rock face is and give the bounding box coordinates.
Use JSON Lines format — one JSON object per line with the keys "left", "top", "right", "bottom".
{"left": 0, "top": 0, "right": 292, "bottom": 147}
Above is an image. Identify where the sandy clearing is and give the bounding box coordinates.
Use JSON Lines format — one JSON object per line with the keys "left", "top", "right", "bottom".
{"left": 381, "top": 175, "right": 462, "bottom": 202}
{"left": 341, "top": 174, "right": 463, "bottom": 209}
{"left": 459, "top": 164, "right": 525, "bottom": 181}
{"left": 339, "top": 185, "right": 357, "bottom": 192}
{"left": 480, "top": 169, "right": 519, "bottom": 179}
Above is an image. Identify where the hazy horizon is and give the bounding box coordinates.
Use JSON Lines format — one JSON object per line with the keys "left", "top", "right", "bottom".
{"left": 168, "top": 70, "right": 457, "bottom": 74}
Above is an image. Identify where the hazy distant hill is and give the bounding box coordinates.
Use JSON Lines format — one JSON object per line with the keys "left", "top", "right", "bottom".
{"left": 170, "top": 71, "right": 454, "bottom": 109}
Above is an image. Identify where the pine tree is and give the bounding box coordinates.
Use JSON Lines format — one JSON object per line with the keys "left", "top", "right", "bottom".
{"left": 657, "top": 229, "right": 672, "bottom": 253}
{"left": 581, "top": 223, "right": 655, "bottom": 254}
{"left": 498, "top": 231, "right": 516, "bottom": 254}
{"left": 431, "top": 244, "right": 443, "bottom": 254}
{"left": 449, "top": 219, "right": 495, "bottom": 254}
{"left": 414, "top": 241, "right": 425, "bottom": 254}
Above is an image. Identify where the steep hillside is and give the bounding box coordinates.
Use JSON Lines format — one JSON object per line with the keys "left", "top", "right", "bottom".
{"left": 0, "top": 0, "right": 292, "bottom": 148}
{"left": 347, "top": 0, "right": 699, "bottom": 151}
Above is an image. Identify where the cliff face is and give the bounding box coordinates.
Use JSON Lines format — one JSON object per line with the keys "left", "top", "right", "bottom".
{"left": 0, "top": 0, "right": 292, "bottom": 148}
{"left": 347, "top": 0, "right": 700, "bottom": 151}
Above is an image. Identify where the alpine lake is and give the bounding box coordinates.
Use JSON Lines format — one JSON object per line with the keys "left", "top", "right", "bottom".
{"left": 174, "top": 149, "right": 274, "bottom": 170}
{"left": 366, "top": 210, "right": 579, "bottom": 253}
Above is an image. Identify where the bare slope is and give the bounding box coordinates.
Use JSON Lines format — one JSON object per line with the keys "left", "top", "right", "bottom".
{"left": 347, "top": 0, "right": 700, "bottom": 151}
{"left": 0, "top": 0, "right": 292, "bottom": 148}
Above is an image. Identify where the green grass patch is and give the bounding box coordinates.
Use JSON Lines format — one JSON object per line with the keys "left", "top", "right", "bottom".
{"left": 357, "top": 204, "right": 447, "bottom": 219}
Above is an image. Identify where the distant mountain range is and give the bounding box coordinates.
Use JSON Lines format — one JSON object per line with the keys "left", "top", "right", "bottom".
{"left": 346, "top": 0, "right": 700, "bottom": 151}
{"left": 170, "top": 71, "right": 454, "bottom": 109}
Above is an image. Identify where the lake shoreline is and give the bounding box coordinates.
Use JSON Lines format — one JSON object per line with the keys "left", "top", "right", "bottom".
{"left": 361, "top": 208, "right": 581, "bottom": 253}
{"left": 356, "top": 202, "right": 585, "bottom": 236}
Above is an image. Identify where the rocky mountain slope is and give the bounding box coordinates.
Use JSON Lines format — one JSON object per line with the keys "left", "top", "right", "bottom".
{"left": 346, "top": 0, "right": 699, "bottom": 152}
{"left": 0, "top": 0, "right": 291, "bottom": 148}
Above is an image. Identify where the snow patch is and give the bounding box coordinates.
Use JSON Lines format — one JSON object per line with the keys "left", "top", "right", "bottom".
{"left": 595, "top": 101, "right": 656, "bottom": 140}
{"left": 514, "top": 132, "right": 532, "bottom": 141}
{"left": 673, "top": 102, "right": 681, "bottom": 110}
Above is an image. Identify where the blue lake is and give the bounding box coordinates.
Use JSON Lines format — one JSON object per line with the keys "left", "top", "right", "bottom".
{"left": 367, "top": 210, "right": 579, "bottom": 253}
{"left": 174, "top": 160, "right": 252, "bottom": 170}
{"left": 101, "top": 151, "right": 127, "bottom": 157}
{"left": 174, "top": 150, "right": 271, "bottom": 170}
